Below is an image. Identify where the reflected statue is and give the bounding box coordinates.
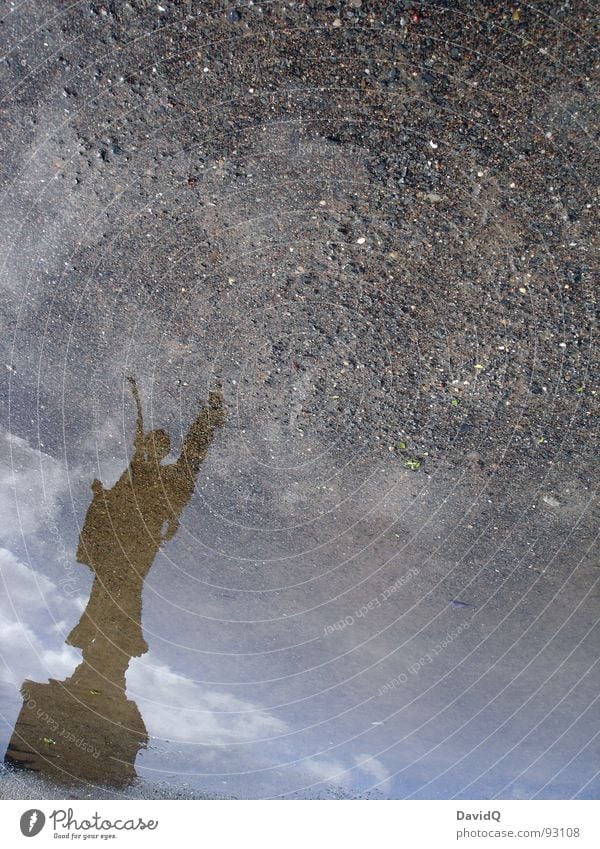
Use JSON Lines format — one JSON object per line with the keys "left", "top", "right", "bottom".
{"left": 4, "top": 378, "right": 226, "bottom": 788}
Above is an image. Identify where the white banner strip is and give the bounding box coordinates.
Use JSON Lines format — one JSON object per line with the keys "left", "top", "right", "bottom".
{"left": 0, "top": 800, "right": 597, "bottom": 848}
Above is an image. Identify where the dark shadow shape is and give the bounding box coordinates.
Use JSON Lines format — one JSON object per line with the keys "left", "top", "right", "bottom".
{"left": 4, "top": 379, "right": 226, "bottom": 788}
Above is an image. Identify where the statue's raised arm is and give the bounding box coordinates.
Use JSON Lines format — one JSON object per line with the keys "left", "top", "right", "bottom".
{"left": 177, "top": 386, "right": 226, "bottom": 476}
{"left": 127, "top": 376, "right": 145, "bottom": 460}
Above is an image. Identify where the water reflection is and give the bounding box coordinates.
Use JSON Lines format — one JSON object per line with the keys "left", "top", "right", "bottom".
{"left": 4, "top": 379, "right": 226, "bottom": 787}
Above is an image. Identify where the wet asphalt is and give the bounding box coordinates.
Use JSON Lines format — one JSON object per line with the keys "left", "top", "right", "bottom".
{"left": 0, "top": 1, "right": 598, "bottom": 799}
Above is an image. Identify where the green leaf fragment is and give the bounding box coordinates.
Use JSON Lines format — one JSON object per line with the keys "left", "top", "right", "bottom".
{"left": 405, "top": 458, "right": 421, "bottom": 470}
{"left": 43, "top": 738, "right": 56, "bottom": 746}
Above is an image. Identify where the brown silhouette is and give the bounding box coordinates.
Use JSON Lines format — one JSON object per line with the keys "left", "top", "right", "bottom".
{"left": 4, "top": 379, "right": 226, "bottom": 787}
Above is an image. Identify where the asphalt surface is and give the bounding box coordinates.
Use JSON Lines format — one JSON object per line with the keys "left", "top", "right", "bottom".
{"left": 0, "top": 1, "right": 598, "bottom": 800}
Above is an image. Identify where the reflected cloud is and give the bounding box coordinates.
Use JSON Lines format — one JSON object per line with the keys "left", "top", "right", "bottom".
{"left": 129, "top": 658, "right": 287, "bottom": 745}
{"left": 302, "top": 756, "right": 352, "bottom": 789}
{"left": 302, "top": 753, "right": 391, "bottom": 794}
{"left": 353, "top": 753, "right": 392, "bottom": 794}
{"left": 0, "top": 547, "right": 83, "bottom": 687}
{"left": 0, "top": 432, "right": 68, "bottom": 538}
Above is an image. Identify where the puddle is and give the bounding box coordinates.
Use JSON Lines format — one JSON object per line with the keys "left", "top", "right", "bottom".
{"left": 0, "top": 370, "right": 597, "bottom": 798}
